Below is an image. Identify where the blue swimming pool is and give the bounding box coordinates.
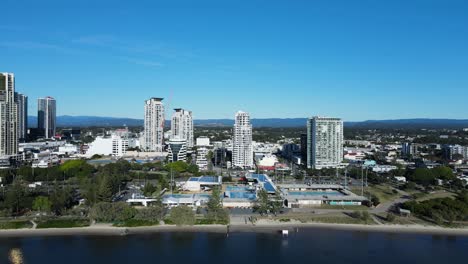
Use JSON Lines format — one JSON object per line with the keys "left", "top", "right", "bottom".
{"left": 225, "top": 186, "right": 257, "bottom": 200}
{"left": 226, "top": 186, "right": 251, "bottom": 192}
{"left": 163, "top": 194, "right": 212, "bottom": 199}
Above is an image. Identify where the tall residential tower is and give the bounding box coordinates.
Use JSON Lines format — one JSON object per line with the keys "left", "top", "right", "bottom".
{"left": 38, "top": 96, "right": 56, "bottom": 139}
{"left": 232, "top": 111, "right": 253, "bottom": 169}
{"left": 0, "top": 73, "right": 18, "bottom": 156}
{"left": 15, "top": 93, "right": 28, "bottom": 142}
{"left": 144, "top": 98, "right": 165, "bottom": 152}
{"left": 171, "top": 108, "right": 194, "bottom": 148}
{"left": 307, "top": 116, "right": 343, "bottom": 169}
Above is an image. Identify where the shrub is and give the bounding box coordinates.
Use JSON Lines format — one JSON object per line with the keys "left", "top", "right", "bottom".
{"left": 371, "top": 195, "right": 380, "bottom": 207}
{"left": 113, "top": 219, "right": 158, "bottom": 227}
{"left": 36, "top": 219, "right": 90, "bottom": 229}
{"left": 0, "top": 221, "right": 32, "bottom": 230}
{"left": 134, "top": 206, "right": 165, "bottom": 222}
{"left": 350, "top": 211, "right": 362, "bottom": 219}
{"left": 361, "top": 211, "right": 371, "bottom": 222}
{"left": 169, "top": 206, "right": 196, "bottom": 226}
{"left": 387, "top": 213, "right": 396, "bottom": 222}
{"left": 90, "top": 202, "right": 137, "bottom": 223}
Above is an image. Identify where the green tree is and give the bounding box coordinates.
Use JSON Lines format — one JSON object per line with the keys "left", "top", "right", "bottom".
{"left": 371, "top": 195, "right": 381, "bottom": 207}
{"left": 97, "top": 176, "right": 114, "bottom": 202}
{"left": 169, "top": 206, "right": 196, "bottom": 226}
{"left": 409, "top": 168, "right": 436, "bottom": 186}
{"left": 187, "top": 164, "right": 200, "bottom": 175}
{"left": 32, "top": 196, "right": 52, "bottom": 213}
{"left": 165, "top": 161, "right": 189, "bottom": 173}
{"left": 90, "top": 202, "right": 137, "bottom": 222}
{"left": 361, "top": 211, "right": 371, "bottom": 223}
{"left": 254, "top": 190, "right": 271, "bottom": 216}
{"left": 387, "top": 213, "right": 396, "bottom": 222}
{"left": 49, "top": 185, "right": 74, "bottom": 215}
{"left": 433, "top": 166, "right": 455, "bottom": 181}
{"left": 158, "top": 175, "right": 170, "bottom": 190}
{"left": 270, "top": 191, "right": 283, "bottom": 216}
{"left": 142, "top": 182, "right": 157, "bottom": 197}
{"left": 135, "top": 205, "right": 165, "bottom": 222}
{"left": 206, "top": 187, "right": 229, "bottom": 224}
{"left": 5, "top": 179, "right": 26, "bottom": 215}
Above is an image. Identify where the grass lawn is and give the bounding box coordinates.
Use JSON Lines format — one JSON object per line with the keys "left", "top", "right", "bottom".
{"left": 37, "top": 219, "right": 90, "bottom": 229}
{"left": 0, "top": 220, "right": 33, "bottom": 230}
{"left": 352, "top": 184, "right": 400, "bottom": 204}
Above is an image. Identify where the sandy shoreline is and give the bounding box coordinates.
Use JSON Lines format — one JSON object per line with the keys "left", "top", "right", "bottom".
{"left": 1, "top": 223, "right": 468, "bottom": 238}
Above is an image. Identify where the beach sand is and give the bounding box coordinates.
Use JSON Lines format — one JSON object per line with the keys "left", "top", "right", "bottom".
{"left": 1, "top": 222, "right": 468, "bottom": 238}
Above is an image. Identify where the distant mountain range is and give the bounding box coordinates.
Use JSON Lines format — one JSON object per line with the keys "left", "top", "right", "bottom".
{"left": 27, "top": 116, "right": 468, "bottom": 129}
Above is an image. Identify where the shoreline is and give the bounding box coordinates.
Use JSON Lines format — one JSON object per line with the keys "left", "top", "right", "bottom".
{"left": 1, "top": 222, "right": 468, "bottom": 238}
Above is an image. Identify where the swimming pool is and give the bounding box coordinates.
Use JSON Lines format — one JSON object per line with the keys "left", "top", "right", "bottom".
{"left": 163, "top": 194, "right": 212, "bottom": 199}
{"left": 287, "top": 191, "right": 345, "bottom": 197}
{"left": 226, "top": 186, "right": 253, "bottom": 192}
{"left": 225, "top": 186, "right": 257, "bottom": 200}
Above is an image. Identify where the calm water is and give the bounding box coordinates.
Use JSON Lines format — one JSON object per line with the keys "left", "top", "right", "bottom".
{"left": 1, "top": 229, "right": 467, "bottom": 263}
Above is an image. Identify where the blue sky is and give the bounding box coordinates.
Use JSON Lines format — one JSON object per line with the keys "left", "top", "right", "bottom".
{"left": 1, "top": 0, "right": 468, "bottom": 121}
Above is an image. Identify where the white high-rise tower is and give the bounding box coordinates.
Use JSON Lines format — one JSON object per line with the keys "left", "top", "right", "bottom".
{"left": 232, "top": 111, "right": 253, "bottom": 169}
{"left": 144, "top": 98, "right": 165, "bottom": 152}
{"left": 38, "top": 96, "right": 56, "bottom": 139}
{"left": 307, "top": 116, "right": 343, "bottom": 169}
{"left": 0, "top": 73, "right": 18, "bottom": 156}
{"left": 171, "top": 108, "right": 194, "bottom": 148}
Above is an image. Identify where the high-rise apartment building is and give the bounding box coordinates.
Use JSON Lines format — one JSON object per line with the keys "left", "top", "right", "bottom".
{"left": 171, "top": 108, "right": 194, "bottom": 148}
{"left": 0, "top": 73, "right": 18, "bottom": 156}
{"left": 232, "top": 111, "right": 253, "bottom": 169}
{"left": 307, "top": 116, "right": 343, "bottom": 169}
{"left": 38, "top": 96, "right": 56, "bottom": 139}
{"left": 15, "top": 93, "right": 28, "bottom": 141}
{"left": 144, "top": 98, "right": 165, "bottom": 152}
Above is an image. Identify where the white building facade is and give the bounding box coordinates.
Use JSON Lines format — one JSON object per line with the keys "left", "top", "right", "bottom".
{"left": 167, "top": 137, "right": 187, "bottom": 162}
{"left": 195, "top": 137, "right": 211, "bottom": 170}
{"left": 0, "top": 73, "right": 18, "bottom": 156}
{"left": 38, "top": 96, "right": 56, "bottom": 139}
{"left": 232, "top": 111, "right": 253, "bottom": 169}
{"left": 144, "top": 98, "right": 165, "bottom": 152}
{"left": 85, "top": 135, "right": 138, "bottom": 157}
{"left": 171, "top": 108, "right": 194, "bottom": 148}
{"left": 307, "top": 116, "right": 344, "bottom": 169}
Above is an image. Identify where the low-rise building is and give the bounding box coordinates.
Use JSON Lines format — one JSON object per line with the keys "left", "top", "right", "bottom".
{"left": 183, "top": 176, "right": 222, "bottom": 192}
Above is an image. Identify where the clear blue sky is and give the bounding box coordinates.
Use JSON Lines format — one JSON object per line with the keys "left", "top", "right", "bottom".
{"left": 1, "top": 0, "right": 467, "bottom": 121}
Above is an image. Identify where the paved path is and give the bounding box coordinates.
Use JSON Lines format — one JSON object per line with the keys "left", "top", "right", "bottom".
{"left": 372, "top": 189, "right": 410, "bottom": 214}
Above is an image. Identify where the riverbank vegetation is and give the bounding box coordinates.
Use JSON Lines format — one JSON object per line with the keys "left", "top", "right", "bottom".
{"left": 402, "top": 191, "right": 468, "bottom": 226}
{"left": 0, "top": 220, "right": 33, "bottom": 230}
{"left": 36, "top": 219, "right": 90, "bottom": 229}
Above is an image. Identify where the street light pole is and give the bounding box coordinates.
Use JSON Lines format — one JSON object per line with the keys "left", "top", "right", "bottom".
{"left": 361, "top": 167, "right": 364, "bottom": 197}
